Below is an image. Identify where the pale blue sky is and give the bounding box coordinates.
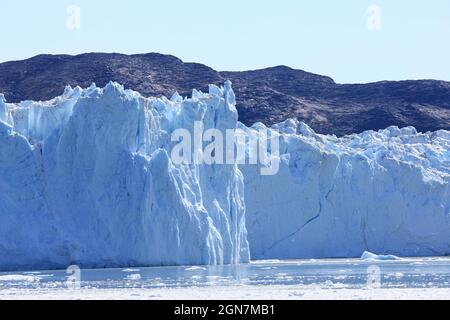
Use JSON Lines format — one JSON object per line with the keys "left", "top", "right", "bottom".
{"left": 1, "top": 0, "right": 449, "bottom": 83}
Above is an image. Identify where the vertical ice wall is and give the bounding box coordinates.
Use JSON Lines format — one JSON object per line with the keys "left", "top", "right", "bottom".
{"left": 0, "top": 82, "right": 449, "bottom": 271}
{"left": 0, "top": 82, "right": 250, "bottom": 271}
{"left": 240, "top": 119, "right": 450, "bottom": 259}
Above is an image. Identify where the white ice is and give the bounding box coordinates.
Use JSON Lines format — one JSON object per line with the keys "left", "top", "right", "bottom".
{"left": 0, "top": 82, "right": 449, "bottom": 271}
{"left": 361, "top": 251, "right": 401, "bottom": 261}
{"left": 240, "top": 118, "right": 450, "bottom": 260}
{"left": 0, "top": 82, "right": 250, "bottom": 271}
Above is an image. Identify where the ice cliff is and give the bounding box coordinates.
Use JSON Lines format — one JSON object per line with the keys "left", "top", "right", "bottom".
{"left": 0, "top": 82, "right": 249, "bottom": 271}
{"left": 0, "top": 82, "right": 449, "bottom": 271}
{"left": 240, "top": 119, "right": 450, "bottom": 259}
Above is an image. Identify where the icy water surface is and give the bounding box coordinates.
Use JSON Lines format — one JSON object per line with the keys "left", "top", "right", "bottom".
{"left": 0, "top": 258, "right": 449, "bottom": 291}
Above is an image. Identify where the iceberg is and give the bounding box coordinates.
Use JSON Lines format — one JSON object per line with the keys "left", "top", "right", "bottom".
{"left": 361, "top": 251, "right": 401, "bottom": 261}
{"left": 0, "top": 81, "right": 449, "bottom": 271}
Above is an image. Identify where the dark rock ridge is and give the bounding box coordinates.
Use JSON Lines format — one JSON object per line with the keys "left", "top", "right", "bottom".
{"left": 0, "top": 53, "right": 449, "bottom": 136}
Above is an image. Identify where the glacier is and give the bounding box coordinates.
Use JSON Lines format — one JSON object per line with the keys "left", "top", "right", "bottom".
{"left": 0, "top": 82, "right": 249, "bottom": 271}
{"left": 240, "top": 119, "right": 450, "bottom": 259}
{"left": 0, "top": 82, "right": 449, "bottom": 271}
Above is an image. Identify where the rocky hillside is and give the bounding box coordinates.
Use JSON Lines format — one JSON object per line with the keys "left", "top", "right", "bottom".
{"left": 0, "top": 53, "right": 449, "bottom": 135}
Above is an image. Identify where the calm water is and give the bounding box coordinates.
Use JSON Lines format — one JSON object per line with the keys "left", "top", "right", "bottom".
{"left": 1, "top": 258, "right": 450, "bottom": 290}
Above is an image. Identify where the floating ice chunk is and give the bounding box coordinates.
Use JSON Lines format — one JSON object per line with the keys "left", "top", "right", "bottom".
{"left": 361, "top": 251, "right": 402, "bottom": 261}
{"left": 125, "top": 274, "right": 142, "bottom": 281}
{"left": 122, "top": 269, "right": 141, "bottom": 273}
{"left": 0, "top": 275, "right": 39, "bottom": 282}
{"left": 185, "top": 266, "right": 207, "bottom": 271}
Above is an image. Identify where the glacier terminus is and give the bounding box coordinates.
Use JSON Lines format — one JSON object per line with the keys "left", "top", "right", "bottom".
{"left": 0, "top": 82, "right": 449, "bottom": 271}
